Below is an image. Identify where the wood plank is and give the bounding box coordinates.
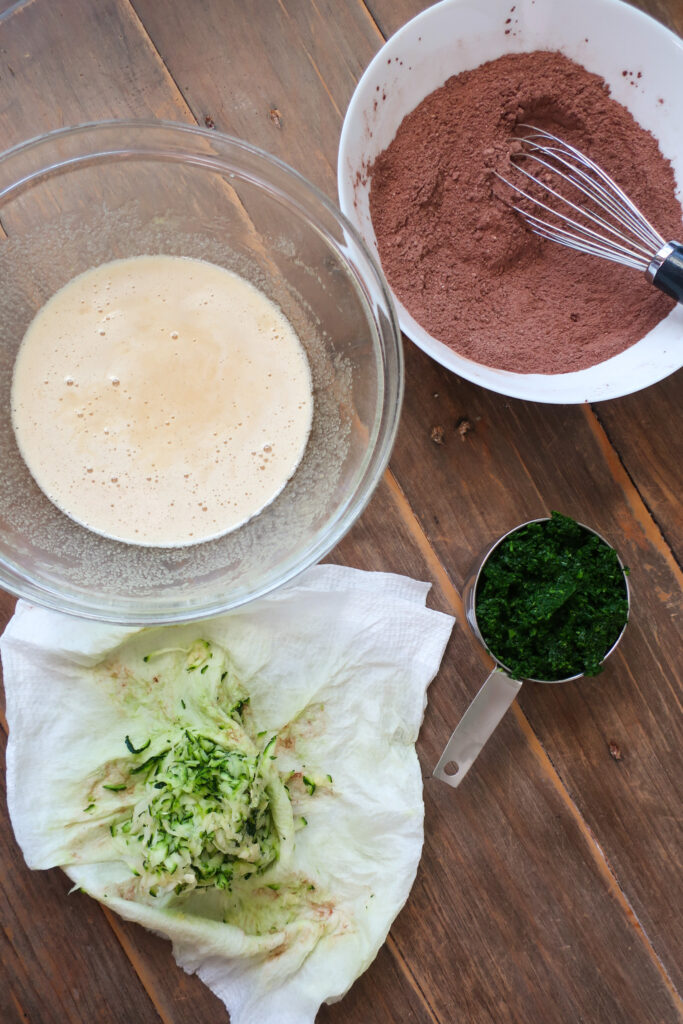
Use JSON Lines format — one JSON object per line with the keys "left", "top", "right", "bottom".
{"left": 622, "top": 0, "right": 682, "bottom": 35}
{"left": 0, "top": 0, "right": 189, "bottom": 147}
{"left": 0, "top": 0, "right": 679, "bottom": 1022}
{"left": 128, "top": 0, "right": 683, "bottom": 997}
{"left": 0, "top": 478, "right": 680, "bottom": 1022}
{"left": 356, "top": 0, "right": 683, "bottom": 983}
{"left": 52, "top": 470, "right": 670, "bottom": 1024}
{"left": 596, "top": 375, "right": 683, "bottom": 559}
{"left": 127, "top": 0, "right": 378, "bottom": 196}
{"left": 0, "top": 727, "right": 162, "bottom": 1024}
{"left": 332, "top": 480, "right": 681, "bottom": 1023}
{"left": 0, "top": 2, "right": 436, "bottom": 1021}
{"left": 391, "top": 341, "right": 683, "bottom": 988}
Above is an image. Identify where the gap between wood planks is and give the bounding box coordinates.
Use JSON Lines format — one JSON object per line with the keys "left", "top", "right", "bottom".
{"left": 276, "top": 0, "right": 345, "bottom": 120}
{"left": 585, "top": 405, "right": 683, "bottom": 579}
{"left": 102, "top": 908, "right": 176, "bottom": 1024}
{"left": 385, "top": 934, "right": 441, "bottom": 1024}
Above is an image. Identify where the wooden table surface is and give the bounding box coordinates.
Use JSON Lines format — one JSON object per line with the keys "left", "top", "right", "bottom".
{"left": 0, "top": 1, "right": 681, "bottom": 1022}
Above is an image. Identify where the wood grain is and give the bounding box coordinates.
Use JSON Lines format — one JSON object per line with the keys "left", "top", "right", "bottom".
{"left": 129, "top": 0, "right": 683, "bottom": 997}
{"left": 0, "top": 3, "right": 439, "bottom": 1020}
{"left": 595, "top": 376, "right": 683, "bottom": 559}
{"left": 391, "top": 342, "right": 683, "bottom": 987}
{"left": 363, "top": 0, "right": 683, "bottom": 562}
{"left": 334, "top": 480, "right": 681, "bottom": 1023}
{"left": 0, "top": 0, "right": 680, "bottom": 1022}
{"left": 0, "top": 728, "right": 160, "bottom": 1024}
{"left": 127, "top": 0, "right": 375, "bottom": 196}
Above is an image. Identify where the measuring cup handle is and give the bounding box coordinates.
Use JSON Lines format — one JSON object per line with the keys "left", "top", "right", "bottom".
{"left": 433, "top": 669, "right": 522, "bottom": 788}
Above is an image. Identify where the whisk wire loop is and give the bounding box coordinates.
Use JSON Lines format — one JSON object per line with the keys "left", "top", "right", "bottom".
{"left": 494, "top": 125, "right": 682, "bottom": 281}
{"left": 522, "top": 217, "right": 650, "bottom": 272}
{"left": 497, "top": 160, "right": 655, "bottom": 268}
{"left": 494, "top": 125, "right": 683, "bottom": 302}
{"left": 522, "top": 148, "right": 659, "bottom": 254}
{"left": 520, "top": 126, "right": 666, "bottom": 252}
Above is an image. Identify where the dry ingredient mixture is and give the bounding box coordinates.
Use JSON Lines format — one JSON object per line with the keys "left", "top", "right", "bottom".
{"left": 369, "top": 51, "right": 682, "bottom": 374}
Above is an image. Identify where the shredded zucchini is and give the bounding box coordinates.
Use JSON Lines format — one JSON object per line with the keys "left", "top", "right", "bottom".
{"left": 92, "top": 638, "right": 325, "bottom": 903}
{"left": 111, "top": 728, "right": 280, "bottom": 896}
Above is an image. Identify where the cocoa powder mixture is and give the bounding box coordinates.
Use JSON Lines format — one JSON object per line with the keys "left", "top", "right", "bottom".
{"left": 369, "top": 51, "right": 682, "bottom": 374}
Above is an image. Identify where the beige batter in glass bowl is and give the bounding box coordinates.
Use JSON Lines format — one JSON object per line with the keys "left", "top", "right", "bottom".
{"left": 0, "top": 120, "right": 403, "bottom": 623}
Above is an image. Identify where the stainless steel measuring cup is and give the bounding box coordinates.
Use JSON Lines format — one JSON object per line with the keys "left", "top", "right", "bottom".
{"left": 434, "top": 518, "right": 630, "bottom": 788}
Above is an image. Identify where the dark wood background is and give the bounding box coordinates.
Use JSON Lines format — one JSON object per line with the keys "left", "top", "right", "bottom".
{"left": 0, "top": 1, "right": 681, "bottom": 1022}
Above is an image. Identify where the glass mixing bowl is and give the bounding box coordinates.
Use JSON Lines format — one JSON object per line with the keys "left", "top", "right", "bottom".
{"left": 0, "top": 121, "right": 403, "bottom": 623}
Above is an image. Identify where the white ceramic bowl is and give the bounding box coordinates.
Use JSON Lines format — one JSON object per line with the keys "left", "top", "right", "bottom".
{"left": 338, "top": 0, "right": 683, "bottom": 403}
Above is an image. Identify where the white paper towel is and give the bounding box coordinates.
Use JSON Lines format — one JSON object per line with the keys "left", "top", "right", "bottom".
{"left": 1, "top": 564, "right": 454, "bottom": 1023}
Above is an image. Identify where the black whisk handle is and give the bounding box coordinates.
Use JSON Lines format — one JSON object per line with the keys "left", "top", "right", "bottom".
{"left": 649, "top": 241, "right": 683, "bottom": 303}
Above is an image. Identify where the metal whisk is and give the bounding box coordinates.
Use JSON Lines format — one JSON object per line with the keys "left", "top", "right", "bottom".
{"left": 495, "top": 125, "right": 683, "bottom": 302}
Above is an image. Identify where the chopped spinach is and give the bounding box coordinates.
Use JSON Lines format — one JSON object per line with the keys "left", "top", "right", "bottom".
{"left": 475, "top": 512, "right": 628, "bottom": 681}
